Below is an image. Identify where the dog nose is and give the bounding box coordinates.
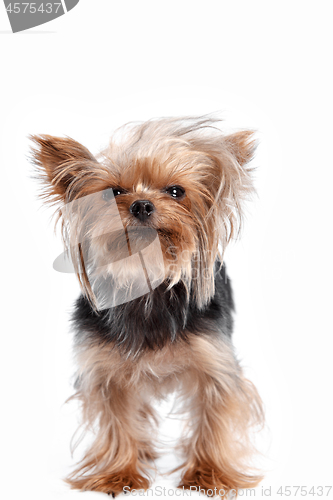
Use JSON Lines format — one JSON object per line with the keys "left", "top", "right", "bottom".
{"left": 129, "top": 200, "right": 155, "bottom": 222}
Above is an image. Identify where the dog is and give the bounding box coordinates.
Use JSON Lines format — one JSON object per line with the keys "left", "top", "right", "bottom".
{"left": 31, "top": 116, "right": 264, "bottom": 497}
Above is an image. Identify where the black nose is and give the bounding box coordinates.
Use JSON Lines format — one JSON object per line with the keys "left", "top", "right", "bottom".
{"left": 129, "top": 200, "right": 155, "bottom": 222}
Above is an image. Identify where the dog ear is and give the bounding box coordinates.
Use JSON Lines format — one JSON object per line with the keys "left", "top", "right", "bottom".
{"left": 30, "top": 135, "right": 99, "bottom": 202}
{"left": 197, "top": 129, "right": 257, "bottom": 248}
{"left": 223, "top": 130, "right": 257, "bottom": 167}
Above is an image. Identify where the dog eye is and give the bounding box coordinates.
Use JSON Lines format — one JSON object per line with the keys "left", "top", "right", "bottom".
{"left": 165, "top": 186, "right": 185, "bottom": 199}
{"left": 102, "top": 188, "right": 124, "bottom": 201}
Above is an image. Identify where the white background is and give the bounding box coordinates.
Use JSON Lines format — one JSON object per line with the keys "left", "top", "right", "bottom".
{"left": 1, "top": 1, "right": 332, "bottom": 499}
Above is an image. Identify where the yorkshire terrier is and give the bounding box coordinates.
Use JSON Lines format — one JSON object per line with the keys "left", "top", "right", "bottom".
{"left": 31, "top": 117, "right": 264, "bottom": 497}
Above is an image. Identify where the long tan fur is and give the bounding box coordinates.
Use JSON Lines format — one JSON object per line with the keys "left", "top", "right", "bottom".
{"left": 66, "top": 334, "right": 263, "bottom": 495}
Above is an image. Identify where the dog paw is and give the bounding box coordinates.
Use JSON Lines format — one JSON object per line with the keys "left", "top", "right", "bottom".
{"left": 178, "top": 463, "right": 262, "bottom": 496}
{"left": 67, "top": 471, "right": 150, "bottom": 495}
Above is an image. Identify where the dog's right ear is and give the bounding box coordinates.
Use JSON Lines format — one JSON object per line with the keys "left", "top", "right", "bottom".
{"left": 30, "top": 135, "right": 98, "bottom": 202}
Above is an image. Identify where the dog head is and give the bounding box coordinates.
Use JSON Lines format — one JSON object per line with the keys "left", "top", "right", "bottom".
{"left": 31, "top": 117, "right": 256, "bottom": 309}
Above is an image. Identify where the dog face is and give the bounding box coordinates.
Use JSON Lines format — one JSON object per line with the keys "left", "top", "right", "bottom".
{"left": 31, "top": 117, "right": 256, "bottom": 309}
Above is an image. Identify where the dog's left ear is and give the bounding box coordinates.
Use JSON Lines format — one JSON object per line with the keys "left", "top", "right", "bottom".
{"left": 223, "top": 130, "right": 257, "bottom": 166}
{"left": 203, "top": 129, "right": 257, "bottom": 246}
